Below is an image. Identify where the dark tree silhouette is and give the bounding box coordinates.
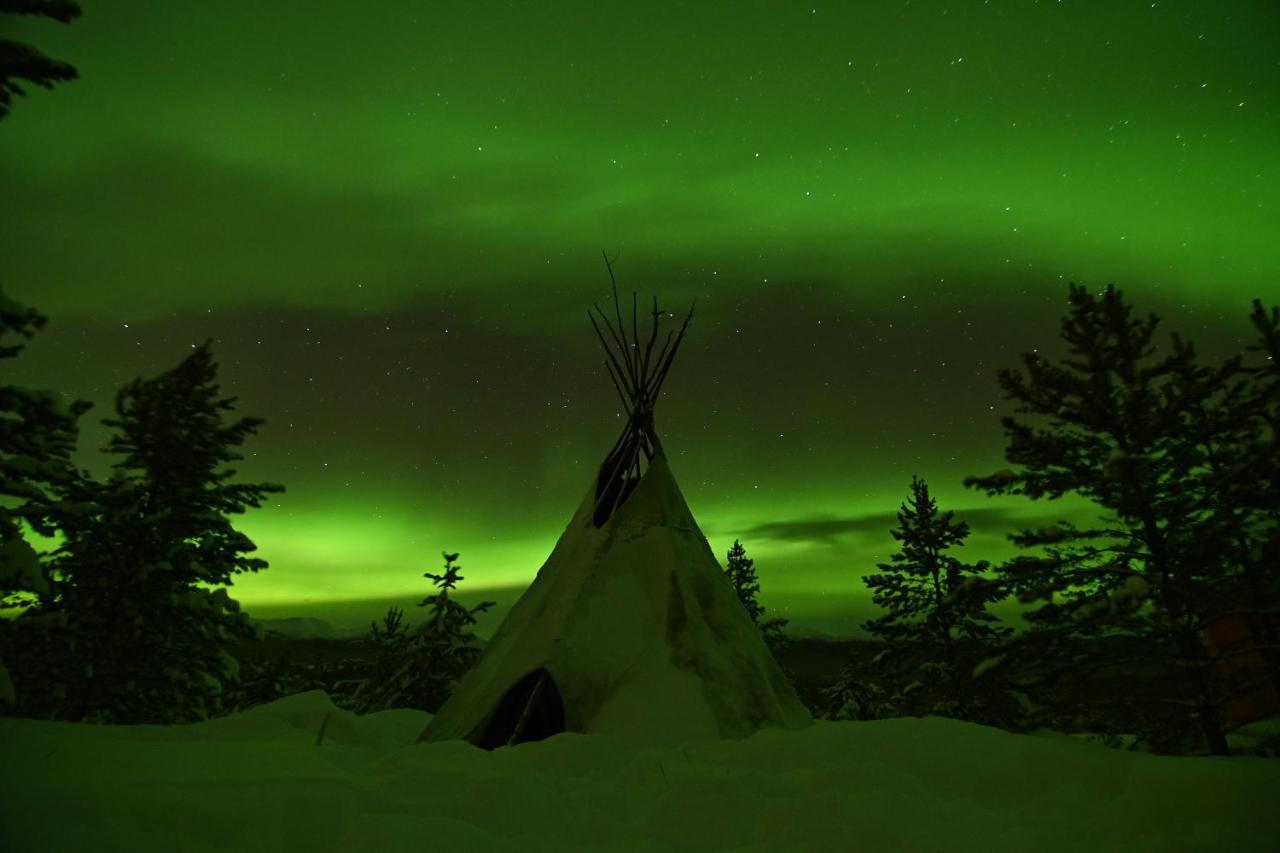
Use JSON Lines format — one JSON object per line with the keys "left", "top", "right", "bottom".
{"left": 350, "top": 552, "right": 494, "bottom": 714}
{"left": 351, "top": 605, "right": 411, "bottom": 705}
{"left": 0, "top": 288, "right": 91, "bottom": 709}
{"left": 0, "top": 3, "right": 88, "bottom": 706}
{"left": 965, "top": 283, "right": 1278, "bottom": 754}
{"left": 1235, "top": 301, "right": 1280, "bottom": 698}
{"left": 725, "top": 539, "right": 764, "bottom": 621}
{"left": 0, "top": 19, "right": 88, "bottom": 627}
{"left": 724, "top": 539, "right": 788, "bottom": 643}
{"left": 862, "top": 476, "right": 1010, "bottom": 721}
{"left": 1166, "top": 302, "right": 1280, "bottom": 723}
{"left": 0, "top": 0, "right": 81, "bottom": 120}
{"left": 7, "top": 341, "right": 284, "bottom": 723}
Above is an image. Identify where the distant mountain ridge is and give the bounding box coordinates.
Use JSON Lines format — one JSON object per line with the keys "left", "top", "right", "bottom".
{"left": 248, "top": 616, "right": 342, "bottom": 640}
{"left": 243, "top": 613, "right": 856, "bottom": 644}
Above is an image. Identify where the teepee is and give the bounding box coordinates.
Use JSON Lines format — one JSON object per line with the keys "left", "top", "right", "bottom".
{"left": 417, "top": 258, "right": 812, "bottom": 748}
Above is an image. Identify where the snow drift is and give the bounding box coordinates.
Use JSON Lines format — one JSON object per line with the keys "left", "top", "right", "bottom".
{"left": 2, "top": 691, "right": 1278, "bottom": 852}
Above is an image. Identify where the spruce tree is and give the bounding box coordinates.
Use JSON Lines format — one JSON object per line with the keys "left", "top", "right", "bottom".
{"left": 1235, "top": 301, "right": 1280, "bottom": 699}
{"left": 0, "top": 287, "right": 91, "bottom": 709}
{"left": 724, "top": 539, "right": 788, "bottom": 642}
{"left": 1168, "top": 302, "right": 1280, "bottom": 715}
{"left": 862, "top": 476, "right": 1009, "bottom": 720}
{"left": 819, "top": 656, "right": 903, "bottom": 722}
{"left": 964, "top": 283, "right": 1272, "bottom": 754}
{"left": 356, "top": 605, "right": 411, "bottom": 703}
{"left": 9, "top": 341, "right": 284, "bottom": 723}
{"left": 725, "top": 539, "right": 763, "bottom": 621}
{"left": 0, "top": 0, "right": 81, "bottom": 120}
{"left": 0, "top": 13, "right": 87, "bottom": 709}
{"left": 351, "top": 552, "right": 493, "bottom": 714}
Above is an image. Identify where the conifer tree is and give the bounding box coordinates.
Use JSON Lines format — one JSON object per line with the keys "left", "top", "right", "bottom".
{"left": 8, "top": 341, "right": 284, "bottom": 723}
{"left": 724, "top": 539, "right": 788, "bottom": 642}
{"left": 1235, "top": 301, "right": 1280, "bottom": 696}
{"left": 0, "top": 0, "right": 81, "bottom": 120}
{"left": 862, "top": 476, "right": 1009, "bottom": 720}
{"left": 1166, "top": 302, "right": 1280, "bottom": 713}
{"left": 351, "top": 552, "right": 493, "bottom": 714}
{"left": 725, "top": 539, "right": 764, "bottom": 621}
{"left": 819, "top": 657, "right": 903, "bottom": 722}
{"left": 359, "top": 605, "right": 410, "bottom": 697}
{"left": 0, "top": 31, "right": 90, "bottom": 707}
{"left": 0, "top": 287, "right": 91, "bottom": 709}
{"left": 964, "top": 283, "right": 1275, "bottom": 754}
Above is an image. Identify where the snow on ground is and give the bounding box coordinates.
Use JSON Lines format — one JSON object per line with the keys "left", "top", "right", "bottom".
{"left": 2, "top": 691, "right": 1278, "bottom": 852}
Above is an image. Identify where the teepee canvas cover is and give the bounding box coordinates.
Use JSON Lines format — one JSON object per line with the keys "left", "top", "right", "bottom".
{"left": 417, "top": 262, "right": 812, "bottom": 748}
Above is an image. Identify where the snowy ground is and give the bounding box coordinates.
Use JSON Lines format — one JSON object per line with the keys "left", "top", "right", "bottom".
{"left": 2, "top": 691, "right": 1278, "bottom": 852}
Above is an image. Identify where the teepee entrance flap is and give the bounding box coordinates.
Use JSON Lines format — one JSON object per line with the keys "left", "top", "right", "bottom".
{"left": 473, "top": 668, "right": 566, "bottom": 749}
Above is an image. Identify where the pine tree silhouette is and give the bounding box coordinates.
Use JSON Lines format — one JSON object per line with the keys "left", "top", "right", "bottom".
{"left": 0, "top": 288, "right": 91, "bottom": 710}
{"left": 966, "top": 283, "right": 1280, "bottom": 753}
{"left": 862, "top": 476, "right": 1009, "bottom": 721}
{"left": 724, "top": 539, "right": 788, "bottom": 643}
{"left": 10, "top": 342, "right": 283, "bottom": 723}
{"left": 0, "top": 0, "right": 81, "bottom": 120}
{"left": 351, "top": 552, "right": 494, "bottom": 714}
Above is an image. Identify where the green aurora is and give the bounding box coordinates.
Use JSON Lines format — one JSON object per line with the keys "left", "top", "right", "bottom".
{"left": 2, "top": 0, "right": 1276, "bottom": 636}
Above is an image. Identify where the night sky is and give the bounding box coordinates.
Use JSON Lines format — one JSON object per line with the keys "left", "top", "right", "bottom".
{"left": 3, "top": 1, "right": 1276, "bottom": 637}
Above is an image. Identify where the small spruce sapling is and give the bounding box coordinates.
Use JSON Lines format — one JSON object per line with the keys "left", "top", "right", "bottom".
{"left": 352, "top": 552, "right": 494, "bottom": 714}
{"left": 724, "top": 539, "right": 789, "bottom": 644}
{"left": 861, "top": 476, "right": 1010, "bottom": 722}
{"left": 363, "top": 606, "right": 411, "bottom": 692}
{"left": 819, "top": 649, "right": 907, "bottom": 722}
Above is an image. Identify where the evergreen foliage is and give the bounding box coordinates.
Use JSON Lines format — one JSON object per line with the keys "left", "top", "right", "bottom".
{"left": 724, "top": 539, "right": 788, "bottom": 643}
{"left": 0, "top": 0, "right": 81, "bottom": 120}
{"left": 1161, "top": 300, "right": 1280, "bottom": 727}
{"left": 0, "top": 287, "right": 91, "bottom": 709}
{"left": 818, "top": 649, "right": 906, "bottom": 722}
{"left": 0, "top": 41, "right": 88, "bottom": 705}
{"left": 861, "top": 476, "right": 1011, "bottom": 721}
{"left": 349, "top": 552, "right": 493, "bottom": 714}
{"left": 5, "top": 341, "right": 284, "bottom": 723}
{"left": 358, "top": 606, "right": 411, "bottom": 699}
{"left": 964, "top": 283, "right": 1280, "bottom": 754}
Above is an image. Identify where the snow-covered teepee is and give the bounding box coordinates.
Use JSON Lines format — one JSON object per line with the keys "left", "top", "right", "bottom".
{"left": 417, "top": 260, "right": 812, "bottom": 749}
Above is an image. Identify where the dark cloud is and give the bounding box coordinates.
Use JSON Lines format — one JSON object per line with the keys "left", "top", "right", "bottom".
{"left": 0, "top": 145, "right": 598, "bottom": 322}
{"left": 5, "top": 141, "right": 1248, "bottom": 338}
{"left": 734, "top": 512, "right": 900, "bottom": 545}
{"left": 734, "top": 504, "right": 1104, "bottom": 547}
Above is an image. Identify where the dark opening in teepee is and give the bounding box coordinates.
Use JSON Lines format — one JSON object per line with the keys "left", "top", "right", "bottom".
{"left": 473, "top": 668, "right": 566, "bottom": 750}
{"left": 589, "top": 254, "right": 694, "bottom": 527}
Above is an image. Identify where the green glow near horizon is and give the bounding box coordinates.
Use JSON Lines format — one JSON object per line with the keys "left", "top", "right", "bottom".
{"left": 2, "top": 0, "right": 1274, "bottom": 635}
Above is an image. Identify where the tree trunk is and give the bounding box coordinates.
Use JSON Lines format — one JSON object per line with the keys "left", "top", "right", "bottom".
{"left": 1171, "top": 627, "right": 1230, "bottom": 755}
